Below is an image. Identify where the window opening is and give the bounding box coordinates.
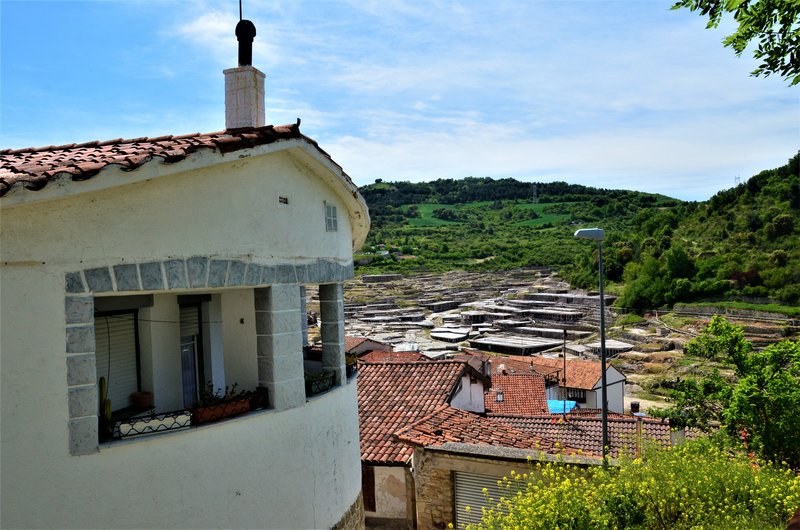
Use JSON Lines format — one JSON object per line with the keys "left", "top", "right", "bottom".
{"left": 325, "top": 201, "right": 338, "bottom": 232}
{"left": 94, "top": 310, "right": 141, "bottom": 413}
{"left": 179, "top": 304, "right": 205, "bottom": 408}
{"left": 566, "top": 387, "right": 586, "bottom": 403}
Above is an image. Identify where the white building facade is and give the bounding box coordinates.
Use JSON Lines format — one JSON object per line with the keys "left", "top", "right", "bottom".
{"left": 0, "top": 121, "right": 369, "bottom": 528}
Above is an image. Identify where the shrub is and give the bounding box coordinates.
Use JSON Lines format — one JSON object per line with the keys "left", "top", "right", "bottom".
{"left": 467, "top": 441, "right": 800, "bottom": 530}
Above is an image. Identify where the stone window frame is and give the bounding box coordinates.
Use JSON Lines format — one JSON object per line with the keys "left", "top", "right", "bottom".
{"left": 64, "top": 256, "right": 354, "bottom": 456}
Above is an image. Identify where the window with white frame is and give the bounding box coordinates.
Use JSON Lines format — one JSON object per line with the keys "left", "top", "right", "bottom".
{"left": 325, "top": 201, "right": 338, "bottom": 232}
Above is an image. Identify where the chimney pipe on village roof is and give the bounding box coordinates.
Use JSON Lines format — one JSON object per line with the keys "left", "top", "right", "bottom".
{"left": 225, "top": 17, "right": 265, "bottom": 129}
{"left": 236, "top": 19, "right": 256, "bottom": 66}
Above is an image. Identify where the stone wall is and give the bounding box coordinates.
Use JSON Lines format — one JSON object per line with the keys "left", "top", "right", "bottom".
{"left": 412, "top": 448, "right": 533, "bottom": 530}
{"left": 333, "top": 492, "right": 365, "bottom": 530}
{"left": 412, "top": 449, "right": 454, "bottom": 530}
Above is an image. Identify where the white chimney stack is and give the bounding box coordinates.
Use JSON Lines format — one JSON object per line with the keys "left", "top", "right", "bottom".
{"left": 224, "top": 18, "right": 264, "bottom": 129}
{"left": 224, "top": 65, "right": 266, "bottom": 129}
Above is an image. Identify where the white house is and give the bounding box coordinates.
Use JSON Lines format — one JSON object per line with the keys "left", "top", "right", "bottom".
{"left": 529, "top": 356, "right": 627, "bottom": 413}
{"left": 0, "top": 22, "right": 369, "bottom": 530}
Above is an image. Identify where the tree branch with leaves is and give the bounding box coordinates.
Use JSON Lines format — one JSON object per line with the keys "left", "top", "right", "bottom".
{"left": 673, "top": 0, "right": 800, "bottom": 85}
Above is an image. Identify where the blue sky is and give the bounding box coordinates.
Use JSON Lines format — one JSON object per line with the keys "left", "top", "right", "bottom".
{"left": 1, "top": 0, "right": 798, "bottom": 200}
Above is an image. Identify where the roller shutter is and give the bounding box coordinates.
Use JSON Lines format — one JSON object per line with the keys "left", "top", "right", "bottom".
{"left": 179, "top": 305, "right": 200, "bottom": 338}
{"left": 453, "top": 472, "right": 508, "bottom": 529}
{"left": 179, "top": 305, "right": 202, "bottom": 407}
{"left": 95, "top": 313, "right": 139, "bottom": 412}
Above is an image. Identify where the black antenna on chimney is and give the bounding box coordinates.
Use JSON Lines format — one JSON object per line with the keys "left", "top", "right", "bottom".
{"left": 235, "top": 0, "right": 256, "bottom": 66}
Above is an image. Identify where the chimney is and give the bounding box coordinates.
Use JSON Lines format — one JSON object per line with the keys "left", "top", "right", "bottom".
{"left": 224, "top": 19, "right": 265, "bottom": 129}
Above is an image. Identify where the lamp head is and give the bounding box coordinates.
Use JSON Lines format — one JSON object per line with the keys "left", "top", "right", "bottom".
{"left": 574, "top": 228, "right": 605, "bottom": 241}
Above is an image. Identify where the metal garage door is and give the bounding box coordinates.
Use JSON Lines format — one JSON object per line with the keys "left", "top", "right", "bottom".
{"left": 453, "top": 472, "right": 508, "bottom": 528}
{"left": 95, "top": 313, "right": 139, "bottom": 412}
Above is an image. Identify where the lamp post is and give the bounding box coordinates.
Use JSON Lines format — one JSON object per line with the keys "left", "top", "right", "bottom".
{"left": 574, "top": 227, "right": 608, "bottom": 468}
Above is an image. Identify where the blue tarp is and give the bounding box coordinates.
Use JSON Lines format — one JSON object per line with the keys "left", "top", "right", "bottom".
{"left": 547, "top": 400, "right": 577, "bottom": 414}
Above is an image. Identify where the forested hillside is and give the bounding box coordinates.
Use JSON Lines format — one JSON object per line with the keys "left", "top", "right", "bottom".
{"left": 610, "top": 152, "right": 800, "bottom": 310}
{"left": 356, "top": 152, "right": 800, "bottom": 312}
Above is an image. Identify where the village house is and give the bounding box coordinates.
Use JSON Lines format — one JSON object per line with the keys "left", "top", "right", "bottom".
{"left": 346, "top": 336, "right": 392, "bottom": 356}
{"left": 0, "top": 21, "right": 369, "bottom": 530}
{"left": 483, "top": 372, "right": 549, "bottom": 416}
{"left": 357, "top": 360, "right": 487, "bottom": 528}
{"left": 528, "top": 356, "right": 627, "bottom": 413}
{"left": 396, "top": 405, "right": 590, "bottom": 529}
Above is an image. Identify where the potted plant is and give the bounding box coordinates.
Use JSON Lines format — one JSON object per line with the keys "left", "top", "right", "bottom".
{"left": 189, "top": 382, "right": 251, "bottom": 425}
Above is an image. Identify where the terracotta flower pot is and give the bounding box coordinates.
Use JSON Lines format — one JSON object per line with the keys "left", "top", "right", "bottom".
{"left": 131, "top": 391, "right": 154, "bottom": 409}
{"left": 189, "top": 398, "right": 250, "bottom": 425}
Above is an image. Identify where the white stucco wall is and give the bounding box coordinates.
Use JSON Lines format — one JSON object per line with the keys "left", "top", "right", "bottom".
{"left": 0, "top": 148, "right": 365, "bottom": 529}
{"left": 449, "top": 375, "right": 486, "bottom": 413}
{"left": 141, "top": 294, "right": 184, "bottom": 411}
{"left": 221, "top": 289, "right": 259, "bottom": 390}
{"left": 592, "top": 366, "right": 626, "bottom": 413}
{"left": 0, "top": 150, "right": 356, "bottom": 268}
{"left": 367, "top": 465, "right": 409, "bottom": 520}
{"left": 0, "top": 267, "right": 361, "bottom": 529}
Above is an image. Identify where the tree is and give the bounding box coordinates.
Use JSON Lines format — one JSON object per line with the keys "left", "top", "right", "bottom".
{"left": 672, "top": 0, "right": 800, "bottom": 85}
{"left": 658, "top": 316, "right": 800, "bottom": 467}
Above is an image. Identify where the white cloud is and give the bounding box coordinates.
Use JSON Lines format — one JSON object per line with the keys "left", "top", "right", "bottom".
{"left": 323, "top": 105, "right": 798, "bottom": 201}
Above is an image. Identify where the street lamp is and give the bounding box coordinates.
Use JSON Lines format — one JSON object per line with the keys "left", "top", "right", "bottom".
{"left": 574, "top": 227, "right": 608, "bottom": 468}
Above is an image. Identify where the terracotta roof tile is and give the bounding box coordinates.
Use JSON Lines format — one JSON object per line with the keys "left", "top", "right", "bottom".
{"left": 0, "top": 123, "right": 348, "bottom": 197}
{"left": 487, "top": 354, "right": 614, "bottom": 391}
{"left": 345, "top": 337, "right": 368, "bottom": 352}
{"left": 396, "top": 405, "right": 586, "bottom": 456}
{"left": 493, "top": 414, "right": 672, "bottom": 458}
{"left": 359, "top": 351, "right": 427, "bottom": 363}
{"left": 485, "top": 373, "right": 548, "bottom": 416}
{"left": 357, "top": 361, "right": 469, "bottom": 465}
{"left": 528, "top": 357, "right": 611, "bottom": 390}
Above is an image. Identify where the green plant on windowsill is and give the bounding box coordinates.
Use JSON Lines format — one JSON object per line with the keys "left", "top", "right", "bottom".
{"left": 190, "top": 382, "right": 253, "bottom": 425}
{"left": 194, "top": 382, "right": 248, "bottom": 408}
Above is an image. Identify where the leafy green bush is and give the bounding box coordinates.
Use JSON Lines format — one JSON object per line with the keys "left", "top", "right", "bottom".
{"left": 656, "top": 317, "right": 800, "bottom": 467}
{"left": 467, "top": 440, "right": 800, "bottom": 530}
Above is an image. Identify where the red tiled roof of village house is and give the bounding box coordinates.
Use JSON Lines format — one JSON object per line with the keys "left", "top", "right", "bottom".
{"left": 0, "top": 124, "right": 350, "bottom": 197}
{"left": 457, "top": 352, "right": 617, "bottom": 392}
{"left": 357, "top": 360, "right": 470, "bottom": 464}
{"left": 451, "top": 351, "right": 490, "bottom": 374}
{"left": 492, "top": 414, "right": 672, "bottom": 458}
{"left": 345, "top": 337, "right": 369, "bottom": 352}
{"left": 561, "top": 408, "right": 628, "bottom": 419}
{"left": 359, "top": 350, "right": 427, "bottom": 363}
{"left": 485, "top": 373, "right": 549, "bottom": 416}
{"left": 490, "top": 355, "right": 615, "bottom": 391}
{"left": 395, "top": 405, "right": 587, "bottom": 456}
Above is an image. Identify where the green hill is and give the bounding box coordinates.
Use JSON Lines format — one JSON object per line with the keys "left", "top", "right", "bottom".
{"left": 613, "top": 152, "right": 800, "bottom": 310}
{"left": 356, "top": 153, "right": 800, "bottom": 312}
